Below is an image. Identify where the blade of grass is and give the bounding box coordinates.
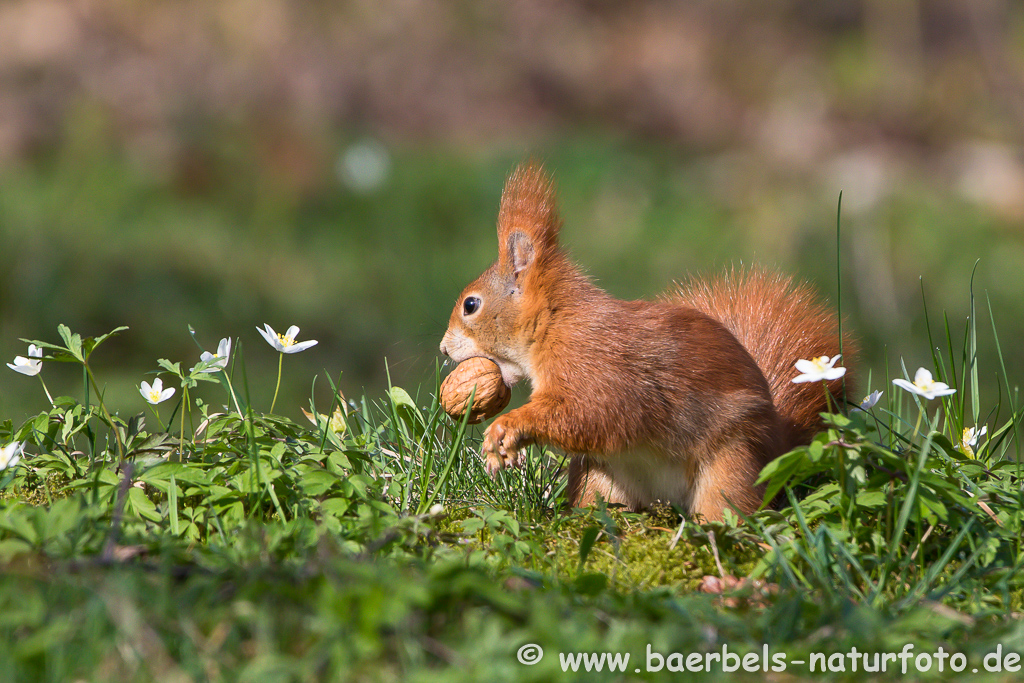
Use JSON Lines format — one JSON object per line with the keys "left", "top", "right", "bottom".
{"left": 835, "top": 191, "right": 848, "bottom": 402}
{"left": 968, "top": 261, "right": 981, "bottom": 427}
{"left": 877, "top": 410, "right": 940, "bottom": 600}
{"left": 415, "top": 384, "right": 462, "bottom": 514}
{"left": 784, "top": 487, "right": 841, "bottom": 593}
{"left": 235, "top": 340, "right": 286, "bottom": 522}
{"left": 733, "top": 505, "right": 809, "bottom": 589}
{"left": 986, "top": 293, "right": 1020, "bottom": 470}
{"left": 941, "top": 310, "right": 962, "bottom": 426}
{"left": 920, "top": 278, "right": 943, "bottom": 380}
{"left": 897, "top": 517, "right": 976, "bottom": 609}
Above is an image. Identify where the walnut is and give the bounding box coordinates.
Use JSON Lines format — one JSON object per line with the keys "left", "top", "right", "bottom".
{"left": 440, "top": 357, "right": 511, "bottom": 424}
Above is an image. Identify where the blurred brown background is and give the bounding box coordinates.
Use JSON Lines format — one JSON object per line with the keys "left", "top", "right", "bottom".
{"left": 1, "top": 0, "right": 1022, "bottom": 423}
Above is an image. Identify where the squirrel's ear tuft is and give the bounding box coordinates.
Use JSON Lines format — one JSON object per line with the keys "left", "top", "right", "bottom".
{"left": 497, "top": 161, "right": 561, "bottom": 269}
{"left": 506, "top": 231, "right": 535, "bottom": 277}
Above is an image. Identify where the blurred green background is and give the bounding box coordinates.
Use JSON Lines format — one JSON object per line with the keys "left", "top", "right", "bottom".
{"left": 1, "top": 1, "right": 1023, "bottom": 424}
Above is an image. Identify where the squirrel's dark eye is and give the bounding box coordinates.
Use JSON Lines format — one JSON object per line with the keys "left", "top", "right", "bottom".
{"left": 462, "top": 296, "right": 481, "bottom": 316}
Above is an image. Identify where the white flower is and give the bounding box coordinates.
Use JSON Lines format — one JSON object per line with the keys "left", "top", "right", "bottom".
{"left": 198, "top": 338, "right": 232, "bottom": 373}
{"left": 963, "top": 425, "right": 988, "bottom": 446}
{"left": 0, "top": 442, "right": 23, "bottom": 470}
{"left": 257, "top": 324, "right": 318, "bottom": 354}
{"left": 7, "top": 344, "right": 42, "bottom": 376}
{"left": 792, "top": 355, "right": 847, "bottom": 384}
{"left": 853, "top": 390, "right": 883, "bottom": 412}
{"left": 140, "top": 377, "right": 176, "bottom": 405}
{"left": 892, "top": 367, "right": 956, "bottom": 400}
{"left": 959, "top": 425, "right": 988, "bottom": 457}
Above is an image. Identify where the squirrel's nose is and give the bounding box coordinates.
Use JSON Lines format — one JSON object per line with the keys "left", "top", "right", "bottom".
{"left": 439, "top": 342, "right": 449, "bottom": 357}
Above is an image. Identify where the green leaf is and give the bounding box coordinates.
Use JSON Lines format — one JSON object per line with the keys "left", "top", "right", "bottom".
{"left": 0, "top": 506, "right": 39, "bottom": 545}
{"left": 388, "top": 386, "right": 426, "bottom": 433}
{"left": 758, "top": 448, "right": 811, "bottom": 504}
{"left": 141, "top": 463, "right": 212, "bottom": 488}
{"left": 300, "top": 469, "right": 341, "bottom": 496}
{"left": 577, "top": 525, "right": 600, "bottom": 573}
{"left": 388, "top": 386, "right": 417, "bottom": 410}
{"left": 18, "top": 339, "right": 81, "bottom": 363}
{"left": 57, "top": 324, "right": 84, "bottom": 362}
{"left": 157, "top": 359, "right": 182, "bottom": 376}
{"left": 919, "top": 491, "right": 948, "bottom": 522}
{"left": 460, "top": 518, "right": 484, "bottom": 534}
{"left": 756, "top": 447, "right": 805, "bottom": 484}
{"left": 848, "top": 463, "right": 868, "bottom": 485}
{"left": 268, "top": 441, "right": 287, "bottom": 463}
{"left": 31, "top": 412, "right": 49, "bottom": 439}
{"left": 327, "top": 451, "right": 353, "bottom": 471}
{"left": 854, "top": 490, "right": 887, "bottom": 508}
{"left": 83, "top": 326, "right": 129, "bottom": 359}
{"left": 807, "top": 437, "right": 825, "bottom": 461}
{"left": 129, "top": 487, "right": 162, "bottom": 524}
{"left": 823, "top": 412, "right": 852, "bottom": 428}
{"left": 320, "top": 497, "right": 351, "bottom": 518}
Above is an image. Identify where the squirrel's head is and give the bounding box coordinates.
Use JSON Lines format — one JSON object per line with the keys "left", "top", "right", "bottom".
{"left": 440, "top": 162, "right": 564, "bottom": 386}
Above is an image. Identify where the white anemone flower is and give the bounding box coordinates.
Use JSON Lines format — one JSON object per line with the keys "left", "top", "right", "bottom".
{"left": 257, "top": 324, "right": 318, "bottom": 354}
{"left": 959, "top": 425, "right": 988, "bottom": 457}
{"left": 963, "top": 425, "right": 988, "bottom": 446}
{"left": 792, "top": 355, "right": 847, "bottom": 384}
{"left": 852, "top": 390, "right": 883, "bottom": 412}
{"left": 198, "top": 338, "right": 232, "bottom": 373}
{"left": 0, "top": 442, "right": 23, "bottom": 470}
{"left": 892, "top": 368, "right": 956, "bottom": 400}
{"left": 7, "top": 344, "right": 43, "bottom": 376}
{"left": 140, "top": 377, "right": 176, "bottom": 405}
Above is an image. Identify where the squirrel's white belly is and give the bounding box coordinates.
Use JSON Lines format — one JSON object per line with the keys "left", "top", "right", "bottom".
{"left": 595, "top": 447, "right": 697, "bottom": 510}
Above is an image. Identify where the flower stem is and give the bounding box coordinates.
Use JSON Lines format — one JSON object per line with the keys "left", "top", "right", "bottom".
{"left": 84, "top": 362, "right": 125, "bottom": 464}
{"left": 38, "top": 376, "right": 55, "bottom": 407}
{"left": 824, "top": 379, "right": 849, "bottom": 527}
{"left": 821, "top": 379, "right": 835, "bottom": 414}
{"left": 179, "top": 386, "right": 188, "bottom": 461}
{"left": 221, "top": 372, "right": 245, "bottom": 418}
{"left": 147, "top": 404, "right": 166, "bottom": 434}
{"left": 269, "top": 352, "right": 283, "bottom": 414}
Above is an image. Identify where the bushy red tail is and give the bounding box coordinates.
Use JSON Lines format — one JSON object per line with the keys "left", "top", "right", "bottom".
{"left": 676, "top": 269, "right": 854, "bottom": 449}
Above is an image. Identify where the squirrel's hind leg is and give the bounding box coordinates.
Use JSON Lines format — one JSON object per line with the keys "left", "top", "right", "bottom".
{"left": 690, "top": 444, "right": 767, "bottom": 522}
{"left": 567, "top": 456, "right": 642, "bottom": 511}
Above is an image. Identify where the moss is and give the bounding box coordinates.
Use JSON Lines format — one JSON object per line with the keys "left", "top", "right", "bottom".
{"left": 0, "top": 470, "right": 71, "bottom": 507}
{"left": 538, "top": 507, "right": 766, "bottom": 593}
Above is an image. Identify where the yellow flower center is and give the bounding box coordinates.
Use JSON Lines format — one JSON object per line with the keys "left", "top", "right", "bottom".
{"left": 960, "top": 427, "right": 976, "bottom": 458}
{"left": 277, "top": 333, "right": 296, "bottom": 347}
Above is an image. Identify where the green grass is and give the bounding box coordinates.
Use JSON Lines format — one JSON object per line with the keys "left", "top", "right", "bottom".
{"left": 0, "top": 301, "right": 1022, "bottom": 681}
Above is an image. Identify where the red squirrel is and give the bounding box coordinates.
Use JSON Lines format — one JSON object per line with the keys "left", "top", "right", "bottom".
{"left": 439, "top": 163, "right": 852, "bottom": 521}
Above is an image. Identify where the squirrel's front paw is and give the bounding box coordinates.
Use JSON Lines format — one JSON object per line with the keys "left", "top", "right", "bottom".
{"left": 482, "top": 417, "right": 531, "bottom": 475}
